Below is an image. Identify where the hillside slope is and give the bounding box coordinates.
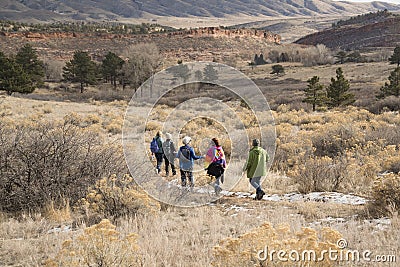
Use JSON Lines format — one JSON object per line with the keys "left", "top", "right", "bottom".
{"left": 0, "top": 0, "right": 399, "bottom": 23}
{"left": 295, "top": 12, "right": 400, "bottom": 49}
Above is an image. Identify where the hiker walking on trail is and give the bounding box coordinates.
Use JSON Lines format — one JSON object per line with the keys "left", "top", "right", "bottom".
{"left": 177, "top": 136, "right": 204, "bottom": 187}
{"left": 205, "top": 138, "right": 226, "bottom": 195}
{"left": 244, "top": 139, "right": 269, "bottom": 200}
{"left": 163, "top": 133, "right": 177, "bottom": 177}
{"left": 150, "top": 131, "right": 164, "bottom": 174}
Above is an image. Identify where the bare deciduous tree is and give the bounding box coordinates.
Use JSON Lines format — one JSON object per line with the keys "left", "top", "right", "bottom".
{"left": 120, "top": 43, "right": 162, "bottom": 96}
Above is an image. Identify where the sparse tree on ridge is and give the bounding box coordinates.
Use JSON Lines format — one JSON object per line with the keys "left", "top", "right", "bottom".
{"left": 377, "top": 67, "right": 400, "bottom": 98}
{"left": 62, "top": 50, "right": 98, "bottom": 93}
{"left": 303, "top": 76, "right": 326, "bottom": 112}
{"left": 326, "top": 67, "right": 355, "bottom": 107}
{"left": 389, "top": 46, "right": 400, "bottom": 67}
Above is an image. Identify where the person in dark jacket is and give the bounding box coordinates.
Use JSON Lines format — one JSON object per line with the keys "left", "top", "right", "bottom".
{"left": 163, "top": 133, "right": 177, "bottom": 177}
{"left": 244, "top": 139, "right": 269, "bottom": 200}
{"left": 176, "top": 136, "right": 203, "bottom": 187}
{"left": 152, "top": 131, "right": 164, "bottom": 174}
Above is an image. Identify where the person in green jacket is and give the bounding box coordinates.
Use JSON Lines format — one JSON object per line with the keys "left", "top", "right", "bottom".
{"left": 244, "top": 139, "right": 269, "bottom": 200}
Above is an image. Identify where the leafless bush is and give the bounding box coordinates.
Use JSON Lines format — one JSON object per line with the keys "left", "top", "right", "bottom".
{"left": 43, "top": 59, "right": 65, "bottom": 82}
{"left": 292, "top": 156, "right": 347, "bottom": 193}
{"left": 368, "top": 96, "right": 400, "bottom": 114}
{"left": 264, "top": 44, "right": 334, "bottom": 66}
{"left": 0, "top": 117, "right": 126, "bottom": 212}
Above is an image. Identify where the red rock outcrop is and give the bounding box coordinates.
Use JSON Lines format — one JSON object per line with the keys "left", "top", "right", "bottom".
{"left": 168, "top": 27, "right": 281, "bottom": 44}
{"left": 1, "top": 26, "right": 280, "bottom": 44}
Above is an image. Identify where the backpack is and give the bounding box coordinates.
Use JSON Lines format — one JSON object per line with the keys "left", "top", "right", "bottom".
{"left": 163, "top": 140, "right": 172, "bottom": 156}
{"left": 213, "top": 148, "right": 224, "bottom": 163}
{"left": 207, "top": 162, "right": 225, "bottom": 178}
{"left": 179, "top": 146, "right": 191, "bottom": 162}
{"left": 150, "top": 137, "right": 160, "bottom": 153}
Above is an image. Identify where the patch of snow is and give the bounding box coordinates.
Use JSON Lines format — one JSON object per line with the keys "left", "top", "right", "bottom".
{"left": 225, "top": 205, "right": 253, "bottom": 212}
{"left": 47, "top": 225, "right": 72, "bottom": 234}
{"left": 230, "top": 191, "right": 368, "bottom": 205}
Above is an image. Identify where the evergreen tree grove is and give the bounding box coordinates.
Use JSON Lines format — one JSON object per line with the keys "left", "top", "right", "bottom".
{"left": 101, "top": 52, "right": 124, "bottom": 88}
{"left": 0, "top": 51, "right": 35, "bottom": 95}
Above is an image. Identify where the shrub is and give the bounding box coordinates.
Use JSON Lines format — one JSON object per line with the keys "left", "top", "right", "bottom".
{"left": 311, "top": 123, "right": 361, "bottom": 157}
{"left": 271, "top": 64, "right": 285, "bottom": 75}
{"left": 212, "top": 221, "right": 343, "bottom": 267}
{"left": 45, "top": 219, "right": 141, "bottom": 267}
{"left": 289, "top": 156, "right": 346, "bottom": 193}
{"left": 370, "top": 173, "right": 400, "bottom": 216}
{"left": 76, "top": 174, "right": 160, "bottom": 218}
{"left": 0, "top": 116, "right": 126, "bottom": 212}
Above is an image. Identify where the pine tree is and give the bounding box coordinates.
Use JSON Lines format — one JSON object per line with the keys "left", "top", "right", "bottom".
{"left": 271, "top": 64, "right": 284, "bottom": 75}
{"left": 0, "top": 52, "right": 34, "bottom": 95}
{"left": 377, "top": 67, "right": 400, "bottom": 98}
{"left": 194, "top": 70, "right": 203, "bottom": 92}
{"left": 101, "top": 52, "right": 124, "bottom": 88}
{"left": 334, "top": 51, "right": 347, "bottom": 64}
{"left": 167, "top": 63, "right": 191, "bottom": 84}
{"left": 389, "top": 46, "right": 400, "bottom": 67}
{"left": 303, "top": 76, "right": 326, "bottom": 112}
{"left": 203, "top": 63, "right": 218, "bottom": 83}
{"left": 326, "top": 67, "right": 355, "bottom": 107}
{"left": 63, "top": 50, "right": 97, "bottom": 93}
{"left": 15, "top": 44, "right": 45, "bottom": 88}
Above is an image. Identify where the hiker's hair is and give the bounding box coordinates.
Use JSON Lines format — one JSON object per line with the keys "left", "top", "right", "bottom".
{"left": 156, "top": 131, "right": 163, "bottom": 137}
{"left": 212, "top": 137, "right": 220, "bottom": 147}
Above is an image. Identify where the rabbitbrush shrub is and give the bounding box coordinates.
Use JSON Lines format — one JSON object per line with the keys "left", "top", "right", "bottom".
{"left": 45, "top": 219, "right": 141, "bottom": 266}
{"left": 212, "top": 222, "right": 343, "bottom": 267}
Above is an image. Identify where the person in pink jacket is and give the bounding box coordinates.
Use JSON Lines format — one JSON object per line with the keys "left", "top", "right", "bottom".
{"left": 205, "top": 138, "right": 226, "bottom": 195}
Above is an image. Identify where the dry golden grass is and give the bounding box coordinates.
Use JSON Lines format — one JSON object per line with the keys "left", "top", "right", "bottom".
{"left": 1, "top": 86, "right": 399, "bottom": 266}
{"left": 1, "top": 201, "right": 398, "bottom": 266}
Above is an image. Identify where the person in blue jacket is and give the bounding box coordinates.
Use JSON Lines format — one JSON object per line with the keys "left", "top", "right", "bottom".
{"left": 176, "top": 136, "right": 204, "bottom": 187}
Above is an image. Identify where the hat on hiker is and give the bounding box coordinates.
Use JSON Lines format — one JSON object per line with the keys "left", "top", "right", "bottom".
{"left": 166, "top": 133, "right": 172, "bottom": 140}
{"left": 183, "top": 136, "right": 191, "bottom": 145}
{"left": 252, "top": 139, "right": 260, "bottom": 146}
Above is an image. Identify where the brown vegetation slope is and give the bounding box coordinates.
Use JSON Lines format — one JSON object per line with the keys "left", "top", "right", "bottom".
{"left": 296, "top": 14, "right": 400, "bottom": 50}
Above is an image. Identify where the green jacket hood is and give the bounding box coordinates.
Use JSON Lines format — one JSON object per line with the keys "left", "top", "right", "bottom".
{"left": 245, "top": 146, "right": 268, "bottom": 178}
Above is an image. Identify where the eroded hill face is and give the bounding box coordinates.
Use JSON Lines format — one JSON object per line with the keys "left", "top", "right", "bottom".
{"left": 295, "top": 15, "right": 400, "bottom": 50}
{"left": 0, "top": 26, "right": 281, "bottom": 63}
